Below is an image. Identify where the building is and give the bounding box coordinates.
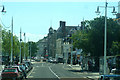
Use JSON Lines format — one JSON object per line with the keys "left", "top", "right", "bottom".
{"left": 37, "top": 37, "right": 47, "bottom": 58}
{"left": 56, "top": 21, "right": 81, "bottom": 62}
{"left": 37, "top": 21, "right": 82, "bottom": 60}
{"left": 56, "top": 38, "right": 63, "bottom": 58}
{"left": 63, "top": 41, "right": 72, "bottom": 63}
{"left": 47, "top": 27, "right": 57, "bottom": 58}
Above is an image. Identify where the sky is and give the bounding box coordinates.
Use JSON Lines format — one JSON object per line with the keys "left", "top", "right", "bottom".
{"left": 0, "top": 0, "right": 119, "bottom": 42}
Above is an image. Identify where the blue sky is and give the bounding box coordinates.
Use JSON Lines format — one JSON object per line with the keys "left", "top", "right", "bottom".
{"left": 0, "top": 1, "right": 118, "bottom": 42}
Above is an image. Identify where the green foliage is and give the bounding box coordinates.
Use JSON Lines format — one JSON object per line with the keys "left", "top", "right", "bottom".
{"left": 28, "top": 41, "right": 38, "bottom": 57}
{"left": 71, "top": 16, "right": 120, "bottom": 57}
{"left": 0, "top": 25, "right": 2, "bottom": 54}
{"left": 110, "top": 41, "right": 120, "bottom": 55}
{"left": 71, "top": 30, "right": 89, "bottom": 55}
{"left": 1, "top": 25, "right": 38, "bottom": 59}
{"left": 1, "top": 28, "right": 29, "bottom": 58}
{"left": 13, "top": 35, "right": 20, "bottom": 56}
{"left": 2, "top": 30, "right": 11, "bottom": 56}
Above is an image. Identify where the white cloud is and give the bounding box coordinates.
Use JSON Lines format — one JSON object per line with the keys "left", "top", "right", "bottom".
{"left": 14, "top": 33, "right": 47, "bottom": 42}
{"left": 2, "top": 0, "right": 120, "bottom": 2}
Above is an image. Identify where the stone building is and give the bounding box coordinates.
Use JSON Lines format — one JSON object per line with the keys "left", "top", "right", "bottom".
{"left": 56, "top": 38, "right": 63, "bottom": 58}
{"left": 56, "top": 21, "right": 80, "bottom": 61}
{"left": 37, "top": 37, "right": 47, "bottom": 58}
{"left": 37, "top": 21, "right": 82, "bottom": 59}
{"left": 47, "top": 27, "right": 57, "bottom": 58}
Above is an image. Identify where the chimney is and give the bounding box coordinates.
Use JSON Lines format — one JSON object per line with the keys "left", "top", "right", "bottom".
{"left": 60, "top": 21, "right": 66, "bottom": 27}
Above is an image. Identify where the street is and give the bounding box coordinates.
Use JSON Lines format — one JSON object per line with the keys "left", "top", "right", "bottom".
{"left": 26, "top": 62, "right": 94, "bottom": 80}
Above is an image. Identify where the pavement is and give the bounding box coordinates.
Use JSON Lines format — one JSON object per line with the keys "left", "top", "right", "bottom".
{"left": 67, "top": 64, "right": 100, "bottom": 80}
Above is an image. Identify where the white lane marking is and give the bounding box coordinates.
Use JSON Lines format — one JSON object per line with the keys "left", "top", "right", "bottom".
{"left": 29, "top": 76, "right": 34, "bottom": 78}
{"left": 36, "top": 66, "right": 39, "bottom": 67}
{"left": 32, "top": 72, "right": 35, "bottom": 73}
{"left": 62, "top": 64, "right": 66, "bottom": 68}
{"left": 27, "top": 67, "right": 34, "bottom": 78}
{"left": 49, "top": 67, "right": 60, "bottom": 79}
{"left": 42, "top": 63, "right": 43, "bottom": 67}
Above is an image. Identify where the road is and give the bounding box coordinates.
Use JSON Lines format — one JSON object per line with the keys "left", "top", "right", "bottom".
{"left": 27, "top": 62, "right": 92, "bottom": 80}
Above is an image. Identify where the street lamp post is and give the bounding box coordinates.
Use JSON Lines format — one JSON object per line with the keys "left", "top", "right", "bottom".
{"left": 10, "top": 17, "right": 13, "bottom": 64}
{"left": 20, "top": 28, "right": 22, "bottom": 63}
{"left": 24, "top": 33, "right": 26, "bottom": 60}
{"left": 30, "top": 42, "right": 31, "bottom": 62}
{"left": 104, "top": 1, "right": 107, "bottom": 75}
{"left": 96, "top": 0, "right": 117, "bottom": 75}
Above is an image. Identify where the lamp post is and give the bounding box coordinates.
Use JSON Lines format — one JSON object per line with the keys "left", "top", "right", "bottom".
{"left": 10, "top": 17, "right": 13, "bottom": 64}
{"left": 95, "top": 0, "right": 117, "bottom": 75}
{"left": 20, "top": 28, "right": 22, "bottom": 63}
{"left": 24, "top": 33, "right": 26, "bottom": 60}
{"left": 30, "top": 42, "right": 31, "bottom": 62}
{"left": 28, "top": 41, "right": 31, "bottom": 62}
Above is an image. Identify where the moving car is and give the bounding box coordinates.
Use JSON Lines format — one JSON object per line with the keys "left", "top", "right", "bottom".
{"left": 1, "top": 68, "right": 23, "bottom": 80}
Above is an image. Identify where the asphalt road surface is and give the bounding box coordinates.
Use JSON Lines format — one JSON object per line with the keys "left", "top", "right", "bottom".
{"left": 26, "top": 62, "right": 92, "bottom": 80}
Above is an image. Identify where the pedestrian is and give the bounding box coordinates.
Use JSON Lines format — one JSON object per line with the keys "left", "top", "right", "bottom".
{"left": 107, "top": 58, "right": 112, "bottom": 73}
{"left": 22, "top": 69, "right": 27, "bottom": 79}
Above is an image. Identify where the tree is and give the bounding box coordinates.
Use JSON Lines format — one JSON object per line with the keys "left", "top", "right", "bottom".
{"left": 71, "top": 16, "right": 120, "bottom": 71}
{"left": 2, "top": 28, "right": 20, "bottom": 57}
{"left": 88, "top": 16, "right": 120, "bottom": 56}
{"left": 2, "top": 29, "right": 11, "bottom": 56}
{"left": 13, "top": 35, "right": 20, "bottom": 56}
{"left": 71, "top": 30, "right": 90, "bottom": 56}
{"left": 28, "top": 41, "right": 38, "bottom": 57}
{"left": 110, "top": 41, "right": 120, "bottom": 55}
{"left": 0, "top": 25, "right": 2, "bottom": 55}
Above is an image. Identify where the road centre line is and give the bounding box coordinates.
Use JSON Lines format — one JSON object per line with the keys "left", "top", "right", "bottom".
{"left": 49, "top": 67, "right": 60, "bottom": 79}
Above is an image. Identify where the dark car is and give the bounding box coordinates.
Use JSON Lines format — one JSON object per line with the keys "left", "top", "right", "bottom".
{"left": 57, "top": 58, "right": 64, "bottom": 63}
{"left": 43, "top": 58, "right": 47, "bottom": 62}
{"left": 1, "top": 68, "right": 23, "bottom": 80}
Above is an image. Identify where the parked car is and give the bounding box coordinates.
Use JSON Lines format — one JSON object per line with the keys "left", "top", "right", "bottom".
{"left": 35, "top": 59, "right": 40, "bottom": 62}
{"left": 1, "top": 68, "right": 23, "bottom": 80}
{"left": 48, "top": 59, "right": 53, "bottom": 63}
{"left": 23, "top": 61, "right": 33, "bottom": 72}
{"left": 43, "top": 58, "right": 47, "bottom": 62}
{"left": 57, "top": 58, "right": 64, "bottom": 63}
{"left": 11, "top": 65, "right": 24, "bottom": 78}
{"left": 52, "top": 59, "right": 58, "bottom": 63}
{"left": 18, "top": 63, "right": 27, "bottom": 72}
